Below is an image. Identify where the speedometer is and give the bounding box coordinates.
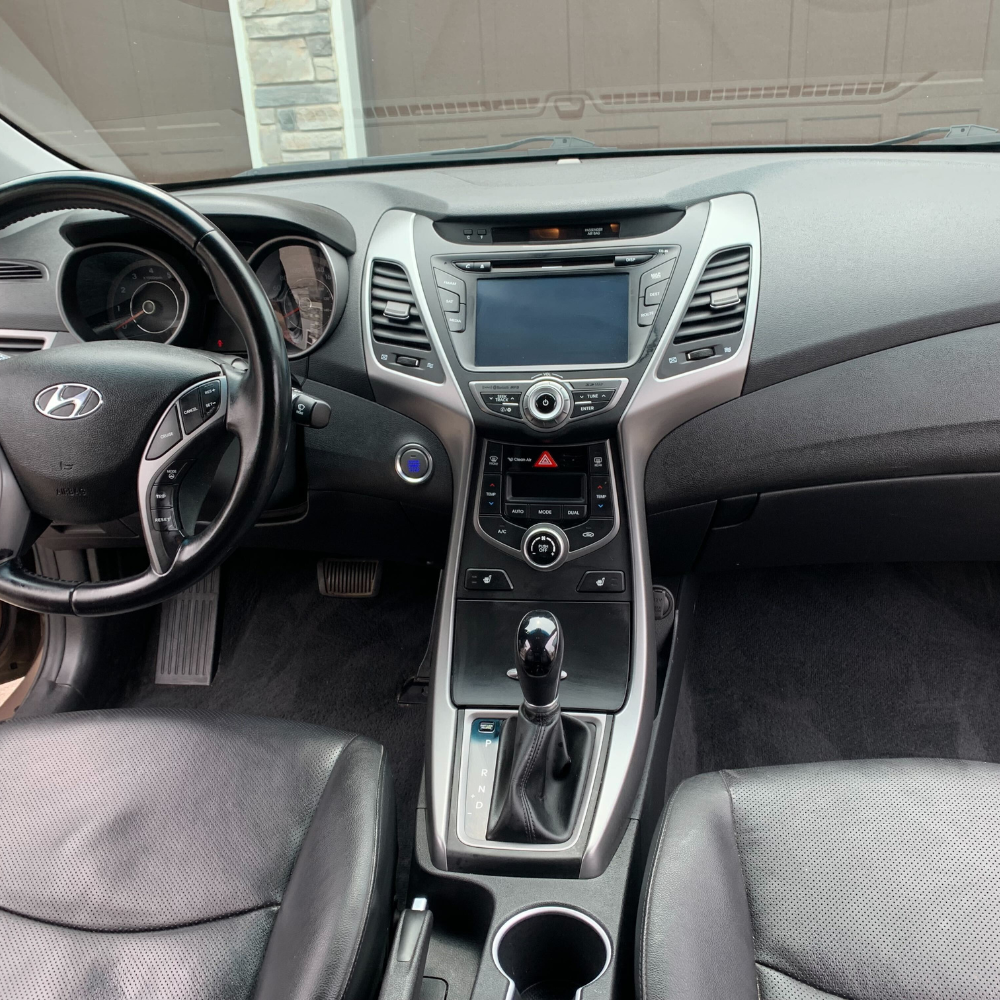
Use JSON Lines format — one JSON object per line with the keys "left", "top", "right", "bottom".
{"left": 250, "top": 238, "right": 343, "bottom": 357}
{"left": 107, "top": 257, "right": 187, "bottom": 342}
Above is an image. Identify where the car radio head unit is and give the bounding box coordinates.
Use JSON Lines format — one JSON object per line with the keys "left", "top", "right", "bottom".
{"left": 431, "top": 245, "right": 680, "bottom": 374}
{"left": 475, "top": 273, "right": 629, "bottom": 367}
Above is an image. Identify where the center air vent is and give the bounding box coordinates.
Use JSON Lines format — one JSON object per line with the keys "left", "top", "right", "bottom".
{"left": 0, "top": 260, "right": 46, "bottom": 281}
{"left": 672, "top": 246, "right": 750, "bottom": 345}
{"left": 370, "top": 260, "right": 431, "bottom": 351}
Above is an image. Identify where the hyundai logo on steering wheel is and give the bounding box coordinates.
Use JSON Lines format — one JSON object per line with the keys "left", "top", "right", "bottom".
{"left": 34, "top": 383, "right": 103, "bottom": 420}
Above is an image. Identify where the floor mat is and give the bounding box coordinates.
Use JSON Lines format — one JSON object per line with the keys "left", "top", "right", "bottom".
{"left": 123, "top": 549, "right": 438, "bottom": 900}
{"left": 667, "top": 563, "right": 1000, "bottom": 791}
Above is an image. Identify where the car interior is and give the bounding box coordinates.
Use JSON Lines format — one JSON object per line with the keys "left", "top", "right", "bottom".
{"left": 4, "top": 3, "right": 1000, "bottom": 998}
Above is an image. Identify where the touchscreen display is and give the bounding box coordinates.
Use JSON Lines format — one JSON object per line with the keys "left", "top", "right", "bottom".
{"left": 474, "top": 274, "right": 629, "bottom": 367}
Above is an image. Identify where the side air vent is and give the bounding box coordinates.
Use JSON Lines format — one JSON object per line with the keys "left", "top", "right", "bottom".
{"left": 672, "top": 246, "right": 750, "bottom": 345}
{"left": 0, "top": 260, "right": 46, "bottom": 281}
{"left": 0, "top": 333, "right": 49, "bottom": 353}
{"left": 370, "top": 260, "right": 431, "bottom": 351}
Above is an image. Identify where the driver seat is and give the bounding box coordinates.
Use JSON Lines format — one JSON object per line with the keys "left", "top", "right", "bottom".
{"left": 0, "top": 709, "right": 396, "bottom": 1000}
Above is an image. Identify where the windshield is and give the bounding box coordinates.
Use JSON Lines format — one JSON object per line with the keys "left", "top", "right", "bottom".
{"left": 0, "top": 0, "right": 992, "bottom": 184}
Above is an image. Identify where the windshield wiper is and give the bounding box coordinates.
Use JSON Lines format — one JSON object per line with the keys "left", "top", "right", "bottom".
{"left": 429, "top": 135, "right": 615, "bottom": 156}
{"left": 875, "top": 124, "right": 1000, "bottom": 146}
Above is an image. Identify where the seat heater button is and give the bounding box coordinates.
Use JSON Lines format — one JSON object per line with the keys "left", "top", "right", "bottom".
{"left": 465, "top": 569, "right": 513, "bottom": 591}
{"left": 146, "top": 406, "right": 182, "bottom": 460}
{"left": 179, "top": 389, "right": 205, "bottom": 434}
{"left": 577, "top": 570, "right": 625, "bottom": 593}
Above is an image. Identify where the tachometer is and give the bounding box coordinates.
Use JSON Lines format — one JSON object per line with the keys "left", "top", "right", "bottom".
{"left": 250, "top": 238, "right": 342, "bottom": 357}
{"left": 107, "top": 257, "right": 187, "bottom": 342}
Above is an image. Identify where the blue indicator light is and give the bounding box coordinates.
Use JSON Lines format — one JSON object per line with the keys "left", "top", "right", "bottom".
{"left": 408, "top": 458, "right": 421, "bottom": 474}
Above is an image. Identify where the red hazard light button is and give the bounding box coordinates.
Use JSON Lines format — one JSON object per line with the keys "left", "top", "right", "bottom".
{"left": 534, "top": 451, "right": 558, "bottom": 468}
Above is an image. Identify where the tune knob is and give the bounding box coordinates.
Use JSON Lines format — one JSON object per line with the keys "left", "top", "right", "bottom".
{"left": 522, "top": 523, "right": 569, "bottom": 571}
{"left": 523, "top": 380, "right": 571, "bottom": 428}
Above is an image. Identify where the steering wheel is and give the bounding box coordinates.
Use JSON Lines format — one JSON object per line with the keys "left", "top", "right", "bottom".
{"left": 0, "top": 172, "right": 291, "bottom": 616}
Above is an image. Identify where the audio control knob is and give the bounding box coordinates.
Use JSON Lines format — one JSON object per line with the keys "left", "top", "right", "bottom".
{"left": 523, "top": 380, "right": 571, "bottom": 429}
{"left": 522, "top": 523, "right": 569, "bottom": 571}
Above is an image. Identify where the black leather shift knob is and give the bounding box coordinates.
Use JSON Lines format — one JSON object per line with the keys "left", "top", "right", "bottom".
{"left": 515, "top": 610, "right": 563, "bottom": 711}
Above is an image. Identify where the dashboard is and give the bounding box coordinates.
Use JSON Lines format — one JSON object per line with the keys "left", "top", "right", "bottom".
{"left": 3, "top": 149, "right": 1000, "bottom": 574}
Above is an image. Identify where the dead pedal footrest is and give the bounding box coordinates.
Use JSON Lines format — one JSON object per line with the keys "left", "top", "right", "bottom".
{"left": 154, "top": 567, "right": 220, "bottom": 686}
{"left": 317, "top": 558, "right": 381, "bottom": 598}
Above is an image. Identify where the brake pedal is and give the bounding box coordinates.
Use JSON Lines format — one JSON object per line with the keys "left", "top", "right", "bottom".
{"left": 317, "top": 558, "right": 381, "bottom": 598}
{"left": 154, "top": 567, "right": 220, "bottom": 686}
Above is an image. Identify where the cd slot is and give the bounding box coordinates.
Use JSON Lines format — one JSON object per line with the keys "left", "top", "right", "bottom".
{"left": 489, "top": 255, "right": 617, "bottom": 270}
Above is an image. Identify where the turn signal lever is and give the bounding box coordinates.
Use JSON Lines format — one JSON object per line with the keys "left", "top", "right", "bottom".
{"left": 515, "top": 610, "right": 564, "bottom": 714}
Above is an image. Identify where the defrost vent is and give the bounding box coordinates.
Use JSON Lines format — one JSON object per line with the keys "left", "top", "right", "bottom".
{"left": 672, "top": 246, "right": 750, "bottom": 345}
{"left": 370, "top": 260, "right": 431, "bottom": 351}
{"left": 0, "top": 260, "right": 46, "bottom": 281}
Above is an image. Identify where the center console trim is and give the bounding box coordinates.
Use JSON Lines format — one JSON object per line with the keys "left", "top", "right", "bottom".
{"left": 456, "top": 709, "right": 607, "bottom": 851}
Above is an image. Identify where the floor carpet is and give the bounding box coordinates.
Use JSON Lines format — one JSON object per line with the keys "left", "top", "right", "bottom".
{"left": 123, "top": 548, "right": 439, "bottom": 901}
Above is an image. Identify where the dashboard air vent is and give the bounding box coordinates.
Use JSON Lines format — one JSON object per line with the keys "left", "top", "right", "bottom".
{"left": 672, "top": 246, "right": 750, "bottom": 345}
{"left": 0, "top": 260, "right": 46, "bottom": 281}
{"left": 0, "top": 333, "right": 49, "bottom": 354}
{"left": 370, "top": 260, "right": 431, "bottom": 351}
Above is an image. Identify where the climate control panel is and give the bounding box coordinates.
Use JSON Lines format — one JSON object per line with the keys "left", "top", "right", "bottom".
{"left": 470, "top": 376, "right": 627, "bottom": 429}
{"left": 476, "top": 439, "right": 617, "bottom": 567}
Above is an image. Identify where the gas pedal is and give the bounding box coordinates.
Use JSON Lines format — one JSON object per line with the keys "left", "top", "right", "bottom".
{"left": 154, "top": 567, "right": 220, "bottom": 686}
{"left": 317, "top": 558, "right": 381, "bottom": 598}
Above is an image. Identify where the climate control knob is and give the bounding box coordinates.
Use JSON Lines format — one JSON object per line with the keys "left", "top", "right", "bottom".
{"left": 523, "top": 380, "right": 571, "bottom": 429}
{"left": 522, "top": 523, "right": 569, "bottom": 571}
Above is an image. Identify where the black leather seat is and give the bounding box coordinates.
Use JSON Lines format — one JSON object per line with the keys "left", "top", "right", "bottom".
{"left": 638, "top": 758, "right": 1000, "bottom": 1000}
{"left": 0, "top": 709, "right": 395, "bottom": 1000}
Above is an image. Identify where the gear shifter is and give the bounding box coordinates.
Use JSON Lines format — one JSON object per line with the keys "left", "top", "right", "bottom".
{"left": 515, "top": 610, "right": 564, "bottom": 714}
{"left": 487, "top": 610, "right": 595, "bottom": 844}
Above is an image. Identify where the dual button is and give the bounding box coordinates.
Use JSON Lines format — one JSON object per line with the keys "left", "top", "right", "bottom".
{"left": 504, "top": 503, "right": 587, "bottom": 522}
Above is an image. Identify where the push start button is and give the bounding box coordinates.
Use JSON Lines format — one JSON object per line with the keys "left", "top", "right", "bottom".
{"left": 395, "top": 443, "right": 433, "bottom": 484}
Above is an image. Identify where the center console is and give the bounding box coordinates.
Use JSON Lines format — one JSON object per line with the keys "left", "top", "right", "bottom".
{"left": 360, "top": 195, "right": 761, "bottom": 886}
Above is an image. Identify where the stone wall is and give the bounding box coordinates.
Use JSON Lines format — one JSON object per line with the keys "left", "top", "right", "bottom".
{"left": 235, "top": 0, "right": 347, "bottom": 166}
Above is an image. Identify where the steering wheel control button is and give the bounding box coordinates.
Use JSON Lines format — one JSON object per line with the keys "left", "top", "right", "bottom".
{"left": 151, "top": 509, "right": 180, "bottom": 532}
{"left": 577, "top": 570, "right": 625, "bottom": 594}
{"left": 151, "top": 484, "right": 176, "bottom": 509}
{"left": 157, "top": 461, "right": 190, "bottom": 486}
{"left": 179, "top": 388, "right": 206, "bottom": 434}
{"left": 523, "top": 380, "right": 571, "bottom": 428}
{"left": 200, "top": 380, "right": 222, "bottom": 420}
{"left": 522, "top": 523, "right": 568, "bottom": 571}
{"left": 395, "top": 444, "right": 433, "bottom": 484}
{"left": 465, "top": 569, "right": 513, "bottom": 591}
{"left": 146, "top": 406, "right": 182, "bottom": 460}
{"left": 479, "top": 516, "right": 525, "bottom": 549}
{"left": 566, "top": 518, "right": 614, "bottom": 550}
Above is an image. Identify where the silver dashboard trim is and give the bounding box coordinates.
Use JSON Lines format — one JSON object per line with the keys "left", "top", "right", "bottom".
{"left": 0, "top": 329, "right": 57, "bottom": 351}
{"left": 581, "top": 192, "right": 762, "bottom": 876}
{"left": 361, "top": 209, "right": 476, "bottom": 870}
{"left": 456, "top": 709, "right": 607, "bottom": 851}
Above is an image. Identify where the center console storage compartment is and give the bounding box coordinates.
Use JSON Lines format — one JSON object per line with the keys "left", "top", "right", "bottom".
{"left": 493, "top": 907, "right": 611, "bottom": 1000}
{"left": 452, "top": 600, "right": 630, "bottom": 711}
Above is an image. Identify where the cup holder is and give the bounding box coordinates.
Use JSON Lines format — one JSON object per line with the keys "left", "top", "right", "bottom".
{"left": 492, "top": 906, "right": 611, "bottom": 1000}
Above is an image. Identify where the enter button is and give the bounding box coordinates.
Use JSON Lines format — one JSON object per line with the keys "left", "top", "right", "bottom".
{"left": 577, "top": 570, "right": 625, "bottom": 593}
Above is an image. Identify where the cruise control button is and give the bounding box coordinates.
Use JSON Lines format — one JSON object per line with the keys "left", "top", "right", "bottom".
{"left": 465, "top": 569, "right": 513, "bottom": 591}
{"left": 446, "top": 304, "right": 466, "bottom": 332}
{"left": 146, "top": 406, "right": 182, "bottom": 460}
{"left": 179, "top": 388, "right": 205, "bottom": 434}
{"left": 567, "top": 518, "right": 615, "bottom": 550}
{"left": 644, "top": 279, "right": 669, "bottom": 306}
{"left": 200, "top": 379, "right": 222, "bottom": 420}
{"left": 479, "top": 517, "right": 525, "bottom": 548}
{"left": 577, "top": 570, "right": 625, "bottom": 593}
{"left": 437, "top": 288, "right": 460, "bottom": 312}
